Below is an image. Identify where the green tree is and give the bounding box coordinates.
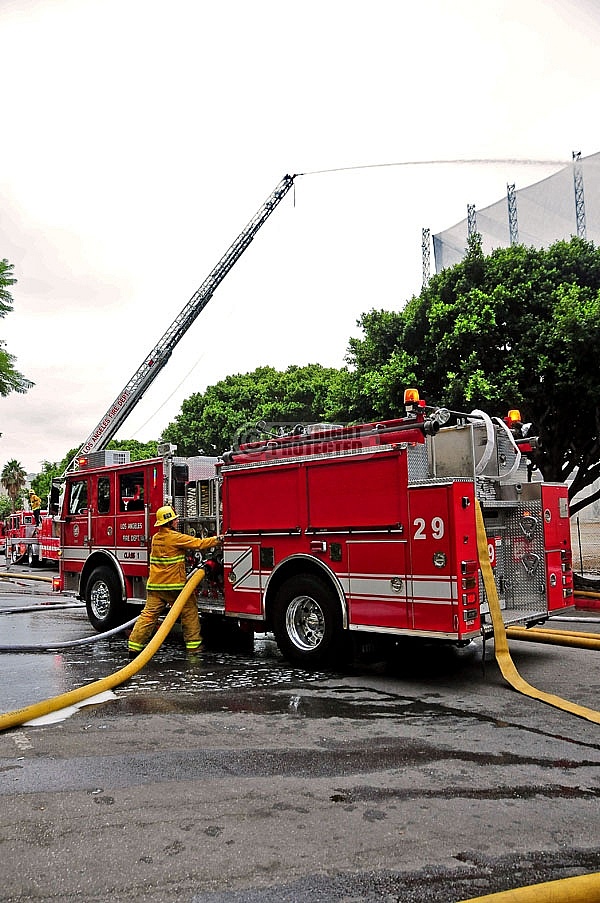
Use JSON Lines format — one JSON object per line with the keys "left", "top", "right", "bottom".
{"left": 30, "top": 448, "right": 79, "bottom": 502}
{"left": 0, "top": 259, "right": 34, "bottom": 396}
{"left": 162, "top": 364, "right": 345, "bottom": 456}
{"left": 1, "top": 458, "right": 28, "bottom": 512}
{"left": 346, "top": 236, "right": 600, "bottom": 516}
{"left": 30, "top": 460, "right": 58, "bottom": 503}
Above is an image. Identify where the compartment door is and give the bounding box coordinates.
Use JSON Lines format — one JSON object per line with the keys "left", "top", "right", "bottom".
{"left": 347, "top": 539, "right": 408, "bottom": 630}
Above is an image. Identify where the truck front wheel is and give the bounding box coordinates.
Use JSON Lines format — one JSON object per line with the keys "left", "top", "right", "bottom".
{"left": 85, "top": 566, "right": 124, "bottom": 631}
{"left": 272, "top": 574, "right": 345, "bottom": 669}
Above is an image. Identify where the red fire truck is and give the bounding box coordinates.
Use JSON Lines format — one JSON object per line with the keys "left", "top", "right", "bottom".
{"left": 57, "top": 391, "right": 573, "bottom": 666}
{"left": 4, "top": 509, "right": 60, "bottom": 566}
{"left": 51, "top": 174, "right": 573, "bottom": 664}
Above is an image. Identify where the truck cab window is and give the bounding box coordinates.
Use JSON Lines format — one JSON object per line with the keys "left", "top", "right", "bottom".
{"left": 69, "top": 480, "right": 88, "bottom": 515}
{"left": 120, "top": 473, "right": 145, "bottom": 512}
{"left": 98, "top": 477, "right": 111, "bottom": 515}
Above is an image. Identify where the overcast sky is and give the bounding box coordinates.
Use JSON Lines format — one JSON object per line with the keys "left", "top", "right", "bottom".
{"left": 1, "top": 0, "right": 598, "bottom": 474}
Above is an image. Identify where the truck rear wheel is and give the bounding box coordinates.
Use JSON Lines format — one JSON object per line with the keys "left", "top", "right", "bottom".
{"left": 27, "top": 545, "right": 38, "bottom": 567}
{"left": 85, "top": 566, "right": 125, "bottom": 632}
{"left": 272, "top": 574, "right": 345, "bottom": 669}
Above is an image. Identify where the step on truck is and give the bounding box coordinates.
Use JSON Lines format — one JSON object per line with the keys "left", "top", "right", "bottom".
{"left": 56, "top": 390, "right": 573, "bottom": 666}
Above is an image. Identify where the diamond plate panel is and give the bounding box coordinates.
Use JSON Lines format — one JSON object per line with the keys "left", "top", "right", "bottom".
{"left": 481, "top": 500, "right": 547, "bottom": 621}
{"left": 408, "top": 443, "right": 429, "bottom": 481}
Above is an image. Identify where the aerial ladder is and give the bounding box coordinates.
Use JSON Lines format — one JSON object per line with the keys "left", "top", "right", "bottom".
{"left": 66, "top": 173, "right": 297, "bottom": 472}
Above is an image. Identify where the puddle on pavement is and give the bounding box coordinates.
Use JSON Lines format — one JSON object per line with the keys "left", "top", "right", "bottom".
{"left": 62, "top": 633, "right": 334, "bottom": 703}
{"left": 57, "top": 634, "right": 484, "bottom": 721}
{"left": 2, "top": 603, "right": 487, "bottom": 720}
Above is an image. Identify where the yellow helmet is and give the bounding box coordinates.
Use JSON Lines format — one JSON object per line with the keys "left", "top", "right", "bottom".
{"left": 154, "top": 505, "right": 178, "bottom": 527}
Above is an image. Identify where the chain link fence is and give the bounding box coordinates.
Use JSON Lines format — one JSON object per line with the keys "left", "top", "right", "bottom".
{"left": 571, "top": 517, "right": 600, "bottom": 575}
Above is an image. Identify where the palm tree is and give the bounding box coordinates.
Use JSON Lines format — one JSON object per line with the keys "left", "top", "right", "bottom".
{"left": 1, "top": 459, "right": 27, "bottom": 512}
{"left": 0, "top": 259, "right": 34, "bottom": 396}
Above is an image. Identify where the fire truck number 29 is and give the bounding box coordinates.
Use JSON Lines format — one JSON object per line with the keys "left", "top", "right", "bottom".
{"left": 413, "top": 517, "right": 445, "bottom": 540}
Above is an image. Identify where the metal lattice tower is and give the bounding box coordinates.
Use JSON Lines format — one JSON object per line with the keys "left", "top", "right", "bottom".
{"left": 467, "top": 204, "right": 477, "bottom": 238}
{"left": 421, "top": 228, "right": 431, "bottom": 286}
{"left": 507, "top": 183, "right": 519, "bottom": 245}
{"left": 572, "top": 151, "right": 587, "bottom": 239}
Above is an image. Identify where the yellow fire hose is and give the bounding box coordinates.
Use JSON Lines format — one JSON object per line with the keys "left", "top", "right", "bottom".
{"left": 457, "top": 870, "right": 600, "bottom": 902}
{"left": 510, "top": 626, "right": 600, "bottom": 641}
{"left": 506, "top": 626, "right": 600, "bottom": 651}
{"left": 475, "top": 502, "right": 600, "bottom": 725}
{"left": 0, "top": 567, "right": 206, "bottom": 733}
{"left": 0, "top": 571, "right": 54, "bottom": 583}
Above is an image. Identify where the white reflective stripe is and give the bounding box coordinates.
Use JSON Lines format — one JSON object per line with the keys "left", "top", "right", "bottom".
{"left": 337, "top": 574, "right": 458, "bottom": 601}
{"left": 346, "top": 572, "right": 456, "bottom": 602}
{"left": 335, "top": 572, "right": 458, "bottom": 606}
{"left": 62, "top": 546, "right": 149, "bottom": 564}
{"left": 410, "top": 575, "right": 457, "bottom": 601}
{"left": 349, "top": 575, "right": 406, "bottom": 598}
{"left": 226, "top": 547, "right": 253, "bottom": 588}
{"left": 224, "top": 545, "right": 253, "bottom": 565}
{"left": 231, "top": 572, "right": 261, "bottom": 591}
{"left": 61, "top": 547, "right": 89, "bottom": 561}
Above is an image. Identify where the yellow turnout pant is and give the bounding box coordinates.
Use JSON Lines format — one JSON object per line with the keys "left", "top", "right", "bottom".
{"left": 128, "top": 588, "right": 202, "bottom": 652}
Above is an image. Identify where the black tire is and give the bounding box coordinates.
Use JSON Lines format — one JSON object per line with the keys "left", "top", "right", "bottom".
{"left": 272, "top": 573, "right": 345, "bottom": 669}
{"left": 11, "top": 547, "right": 21, "bottom": 564}
{"left": 85, "top": 565, "right": 125, "bottom": 632}
{"left": 27, "top": 546, "right": 38, "bottom": 568}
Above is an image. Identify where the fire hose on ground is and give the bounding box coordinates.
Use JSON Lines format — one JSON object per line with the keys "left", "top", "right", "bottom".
{"left": 505, "top": 625, "right": 600, "bottom": 651}
{"left": 0, "top": 570, "right": 83, "bottom": 614}
{"left": 457, "top": 870, "right": 600, "bottom": 902}
{"left": 0, "top": 603, "right": 84, "bottom": 615}
{"left": 0, "top": 566, "right": 206, "bottom": 733}
{"left": 0, "top": 571, "right": 54, "bottom": 584}
{"left": 0, "top": 616, "right": 138, "bottom": 652}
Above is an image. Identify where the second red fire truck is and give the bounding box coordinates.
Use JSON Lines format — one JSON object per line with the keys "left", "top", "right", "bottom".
{"left": 55, "top": 390, "right": 573, "bottom": 667}
{"left": 4, "top": 509, "right": 60, "bottom": 567}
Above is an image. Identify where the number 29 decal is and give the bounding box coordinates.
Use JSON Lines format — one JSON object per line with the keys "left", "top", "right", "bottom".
{"left": 413, "top": 517, "right": 445, "bottom": 540}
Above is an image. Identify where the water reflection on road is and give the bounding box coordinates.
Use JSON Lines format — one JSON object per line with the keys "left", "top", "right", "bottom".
{"left": 1, "top": 581, "right": 483, "bottom": 720}
{"left": 0, "top": 590, "right": 333, "bottom": 714}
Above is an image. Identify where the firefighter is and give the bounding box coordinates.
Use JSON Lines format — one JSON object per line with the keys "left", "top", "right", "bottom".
{"left": 128, "top": 505, "right": 223, "bottom": 658}
{"left": 29, "top": 490, "right": 42, "bottom": 526}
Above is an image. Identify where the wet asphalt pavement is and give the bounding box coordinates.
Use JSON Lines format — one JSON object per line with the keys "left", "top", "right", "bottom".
{"left": 1, "top": 568, "right": 600, "bottom": 902}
